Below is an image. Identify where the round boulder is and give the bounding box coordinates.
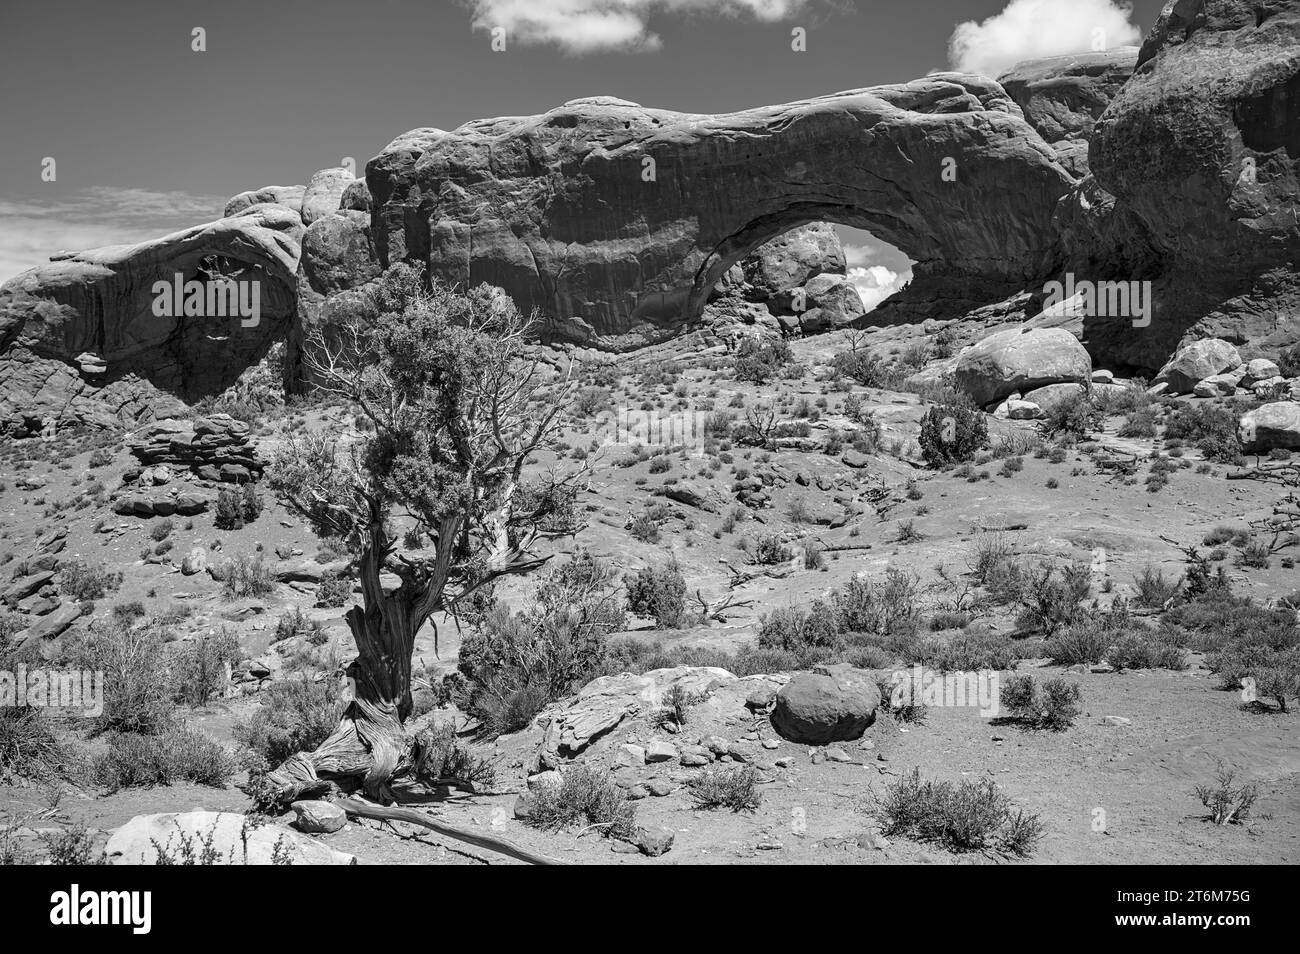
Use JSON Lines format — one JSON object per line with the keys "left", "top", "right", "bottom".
{"left": 770, "top": 665, "right": 881, "bottom": 744}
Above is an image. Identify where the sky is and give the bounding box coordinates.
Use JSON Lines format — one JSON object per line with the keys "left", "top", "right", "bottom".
{"left": 0, "top": 0, "right": 1164, "bottom": 297}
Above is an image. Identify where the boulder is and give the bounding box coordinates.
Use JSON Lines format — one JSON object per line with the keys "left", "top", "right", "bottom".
{"left": 954, "top": 327, "right": 1092, "bottom": 407}
{"left": 105, "top": 811, "right": 356, "bottom": 865}
{"left": 180, "top": 547, "right": 208, "bottom": 576}
{"left": 1194, "top": 373, "right": 1239, "bottom": 398}
{"left": 743, "top": 223, "right": 846, "bottom": 297}
{"left": 1241, "top": 358, "right": 1282, "bottom": 386}
{"left": 770, "top": 665, "right": 881, "bottom": 744}
{"left": 1020, "top": 382, "right": 1086, "bottom": 411}
{"left": 1155, "top": 338, "right": 1242, "bottom": 394}
{"left": 1239, "top": 402, "right": 1300, "bottom": 453}
{"left": 300, "top": 167, "right": 356, "bottom": 226}
{"left": 223, "top": 184, "right": 306, "bottom": 218}
{"left": 796, "top": 273, "right": 866, "bottom": 332}
{"left": 290, "top": 800, "right": 347, "bottom": 834}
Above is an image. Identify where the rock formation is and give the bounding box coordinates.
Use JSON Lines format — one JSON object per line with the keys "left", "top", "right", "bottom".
{"left": 367, "top": 80, "right": 1073, "bottom": 349}
{"left": 0, "top": 206, "right": 304, "bottom": 433}
{"left": 1084, "top": 0, "right": 1300, "bottom": 371}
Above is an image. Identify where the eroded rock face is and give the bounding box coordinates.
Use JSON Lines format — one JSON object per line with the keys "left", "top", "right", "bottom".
{"left": 0, "top": 206, "right": 303, "bottom": 431}
{"left": 998, "top": 48, "right": 1139, "bottom": 177}
{"left": 368, "top": 79, "right": 1073, "bottom": 348}
{"left": 223, "top": 184, "right": 306, "bottom": 218}
{"left": 1086, "top": 0, "right": 1300, "bottom": 370}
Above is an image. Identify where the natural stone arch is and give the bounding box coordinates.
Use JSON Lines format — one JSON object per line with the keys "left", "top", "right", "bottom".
{"left": 368, "top": 78, "right": 1075, "bottom": 348}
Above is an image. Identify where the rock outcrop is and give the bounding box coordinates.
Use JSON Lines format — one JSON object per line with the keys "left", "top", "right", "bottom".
{"left": 0, "top": 206, "right": 303, "bottom": 432}
{"left": 1085, "top": 0, "right": 1300, "bottom": 371}
{"left": 1154, "top": 337, "right": 1243, "bottom": 394}
{"left": 368, "top": 80, "right": 1073, "bottom": 348}
{"left": 129, "top": 414, "right": 262, "bottom": 481}
{"left": 998, "top": 48, "right": 1139, "bottom": 177}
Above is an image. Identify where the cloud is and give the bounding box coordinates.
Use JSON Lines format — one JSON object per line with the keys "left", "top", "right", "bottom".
{"left": 469, "top": 0, "right": 812, "bottom": 54}
{"left": 948, "top": 0, "right": 1141, "bottom": 78}
{"left": 0, "top": 187, "right": 224, "bottom": 285}
{"left": 847, "top": 264, "right": 909, "bottom": 312}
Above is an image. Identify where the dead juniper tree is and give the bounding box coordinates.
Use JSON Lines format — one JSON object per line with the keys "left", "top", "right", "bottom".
{"left": 262, "top": 263, "right": 577, "bottom": 806}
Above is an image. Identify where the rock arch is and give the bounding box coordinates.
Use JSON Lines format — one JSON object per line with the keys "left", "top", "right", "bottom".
{"left": 369, "top": 77, "right": 1075, "bottom": 348}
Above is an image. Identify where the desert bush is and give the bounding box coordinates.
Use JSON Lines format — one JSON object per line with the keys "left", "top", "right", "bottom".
{"left": 64, "top": 621, "right": 173, "bottom": 734}
{"left": 752, "top": 533, "right": 792, "bottom": 566}
{"left": 92, "top": 727, "right": 236, "bottom": 790}
{"left": 931, "top": 629, "right": 1017, "bottom": 672}
{"left": 214, "top": 487, "right": 244, "bottom": 530}
{"left": 1107, "top": 627, "right": 1189, "bottom": 671}
{"left": 876, "top": 768, "right": 1043, "bottom": 856}
{"left": 458, "top": 552, "right": 626, "bottom": 737}
{"left": 757, "top": 600, "right": 845, "bottom": 656}
{"left": 0, "top": 707, "right": 71, "bottom": 779}
{"left": 1133, "top": 565, "right": 1181, "bottom": 608}
{"left": 40, "top": 825, "right": 104, "bottom": 865}
{"left": 1011, "top": 560, "right": 1089, "bottom": 636}
{"left": 1117, "top": 406, "right": 1158, "bottom": 438}
{"left": 58, "top": 560, "right": 122, "bottom": 602}
{"left": 274, "top": 606, "right": 325, "bottom": 644}
{"left": 1163, "top": 404, "right": 1242, "bottom": 464}
{"left": 221, "top": 552, "right": 275, "bottom": 599}
{"left": 830, "top": 349, "right": 899, "bottom": 388}
{"left": 688, "top": 765, "right": 761, "bottom": 812}
{"left": 524, "top": 764, "right": 636, "bottom": 840}
{"left": 1278, "top": 344, "right": 1300, "bottom": 378}
{"left": 1042, "top": 391, "right": 1099, "bottom": 440}
{"left": 919, "top": 404, "right": 988, "bottom": 467}
{"left": 999, "top": 673, "right": 1081, "bottom": 730}
{"left": 171, "top": 630, "right": 241, "bottom": 707}
{"left": 1192, "top": 761, "right": 1258, "bottom": 825}
{"left": 629, "top": 512, "right": 662, "bottom": 543}
{"left": 410, "top": 722, "right": 497, "bottom": 789}
{"left": 315, "top": 571, "right": 353, "bottom": 608}
{"left": 733, "top": 338, "right": 791, "bottom": 384}
{"left": 624, "top": 560, "right": 688, "bottom": 628}
{"left": 1237, "top": 539, "right": 1271, "bottom": 569}
{"left": 233, "top": 675, "right": 348, "bottom": 768}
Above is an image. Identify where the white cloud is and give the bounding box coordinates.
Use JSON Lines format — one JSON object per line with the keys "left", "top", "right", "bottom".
{"left": 470, "top": 0, "right": 811, "bottom": 54}
{"left": 0, "top": 187, "right": 224, "bottom": 286}
{"left": 847, "top": 264, "right": 909, "bottom": 312}
{"left": 948, "top": 0, "right": 1141, "bottom": 78}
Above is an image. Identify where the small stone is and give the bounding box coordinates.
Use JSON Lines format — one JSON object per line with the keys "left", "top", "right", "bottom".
{"left": 726, "top": 741, "right": 758, "bottom": 763}
{"left": 647, "top": 779, "right": 676, "bottom": 797}
{"left": 774, "top": 756, "right": 794, "bottom": 768}
{"left": 825, "top": 747, "right": 852, "bottom": 763}
{"left": 645, "top": 741, "right": 678, "bottom": 763}
{"left": 290, "top": 800, "right": 347, "bottom": 834}
{"left": 756, "top": 841, "right": 784, "bottom": 851}
{"left": 761, "top": 739, "right": 780, "bottom": 750}
{"left": 611, "top": 840, "right": 640, "bottom": 854}
{"left": 513, "top": 794, "right": 535, "bottom": 819}
{"left": 681, "top": 753, "right": 710, "bottom": 767}
{"left": 1104, "top": 716, "right": 1132, "bottom": 727}
{"left": 634, "top": 826, "right": 675, "bottom": 857}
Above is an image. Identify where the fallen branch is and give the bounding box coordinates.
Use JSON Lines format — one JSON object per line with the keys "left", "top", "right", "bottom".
{"left": 336, "top": 797, "right": 566, "bottom": 865}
